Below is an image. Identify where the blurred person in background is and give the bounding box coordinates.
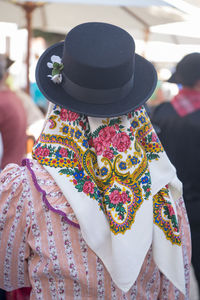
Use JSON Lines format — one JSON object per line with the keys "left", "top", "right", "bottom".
{"left": 0, "top": 22, "right": 191, "bottom": 299}
{"left": 5, "top": 55, "right": 45, "bottom": 130}
{"left": 0, "top": 56, "right": 28, "bottom": 300}
{"left": 0, "top": 54, "right": 27, "bottom": 169}
{"left": 4, "top": 55, "right": 45, "bottom": 157}
{"left": 151, "top": 52, "right": 200, "bottom": 294}
{"left": 0, "top": 133, "right": 3, "bottom": 170}
{"left": 0, "top": 55, "right": 44, "bottom": 300}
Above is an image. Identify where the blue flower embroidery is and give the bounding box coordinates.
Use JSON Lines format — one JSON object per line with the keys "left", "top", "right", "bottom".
{"left": 75, "top": 130, "right": 82, "bottom": 139}
{"left": 62, "top": 126, "right": 69, "bottom": 134}
{"left": 141, "top": 176, "right": 149, "bottom": 184}
{"left": 97, "top": 190, "right": 102, "bottom": 197}
{"left": 101, "top": 167, "right": 108, "bottom": 176}
{"left": 82, "top": 139, "right": 88, "bottom": 148}
{"left": 130, "top": 156, "right": 139, "bottom": 165}
{"left": 119, "top": 162, "right": 127, "bottom": 170}
{"left": 139, "top": 116, "right": 146, "bottom": 123}
{"left": 73, "top": 170, "right": 84, "bottom": 180}
{"left": 131, "top": 121, "right": 138, "bottom": 128}
{"left": 55, "top": 151, "right": 62, "bottom": 158}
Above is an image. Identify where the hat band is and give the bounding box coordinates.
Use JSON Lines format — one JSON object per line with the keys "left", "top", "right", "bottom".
{"left": 62, "top": 73, "right": 134, "bottom": 104}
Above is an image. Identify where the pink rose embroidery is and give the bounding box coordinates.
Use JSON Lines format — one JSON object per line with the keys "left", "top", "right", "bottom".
{"left": 121, "top": 191, "right": 129, "bottom": 203}
{"left": 83, "top": 181, "right": 95, "bottom": 194}
{"left": 103, "top": 149, "right": 114, "bottom": 160}
{"left": 99, "top": 126, "right": 116, "bottom": 147}
{"left": 42, "top": 148, "right": 50, "bottom": 156}
{"left": 151, "top": 132, "right": 158, "bottom": 142}
{"left": 167, "top": 204, "right": 175, "bottom": 217}
{"left": 60, "top": 109, "right": 79, "bottom": 121}
{"left": 112, "top": 132, "right": 131, "bottom": 152}
{"left": 109, "top": 190, "right": 122, "bottom": 205}
{"left": 60, "top": 108, "right": 68, "bottom": 121}
{"left": 67, "top": 111, "right": 80, "bottom": 121}
{"left": 59, "top": 147, "right": 68, "bottom": 157}
{"left": 35, "top": 147, "right": 50, "bottom": 156}
{"left": 35, "top": 147, "right": 43, "bottom": 156}
{"left": 93, "top": 137, "right": 104, "bottom": 155}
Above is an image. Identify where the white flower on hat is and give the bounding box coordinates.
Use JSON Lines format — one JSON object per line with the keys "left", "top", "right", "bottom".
{"left": 47, "top": 55, "right": 63, "bottom": 84}
{"left": 47, "top": 55, "right": 62, "bottom": 68}
{"left": 47, "top": 73, "right": 62, "bottom": 84}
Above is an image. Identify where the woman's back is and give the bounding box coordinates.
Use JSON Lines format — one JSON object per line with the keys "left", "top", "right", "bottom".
{"left": 0, "top": 160, "right": 190, "bottom": 299}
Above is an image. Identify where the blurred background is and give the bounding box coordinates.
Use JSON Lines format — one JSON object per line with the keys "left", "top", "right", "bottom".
{"left": 0, "top": 0, "right": 200, "bottom": 96}
{"left": 0, "top": 1, "right": 200, "bottom": 299}
{"left": 0, "top": 0, "right": 199, "bottom": 142}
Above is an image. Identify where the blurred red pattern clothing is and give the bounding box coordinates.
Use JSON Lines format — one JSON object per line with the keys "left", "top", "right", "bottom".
{"left": 172, "top": 87, "right": 200, "bottom": 117}
{"left": 6, "top": 288, "right": 31, "bottom": 300}
{"left": 0, "top": 89, "right": 27, "bottom": 168}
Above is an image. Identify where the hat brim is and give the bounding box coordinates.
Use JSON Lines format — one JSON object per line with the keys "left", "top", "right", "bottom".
{"left": 167, "top": 72, "right": 179, "bottom": 84}
{"left": 36, "top": 42, "right": 157, "bottom": 117}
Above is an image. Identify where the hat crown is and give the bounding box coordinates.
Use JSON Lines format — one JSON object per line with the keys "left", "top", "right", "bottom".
{"left": 62, "top": 22, "right": 135, "bottom": 89}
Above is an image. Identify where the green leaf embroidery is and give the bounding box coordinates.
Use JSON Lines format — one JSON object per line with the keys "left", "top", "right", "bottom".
{"left": 54, "top": 110, "right": 60, "bottom": 115}
{"left": 59, "top": 168, "right": 74, "bottom": 176}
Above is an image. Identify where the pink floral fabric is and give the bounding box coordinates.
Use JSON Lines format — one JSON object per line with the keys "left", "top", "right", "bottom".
{"left": 60, "top": 108, "right": 79, "bottom": 122}
{"left": 0, "top": 161, "right": 191, "bottom": 299}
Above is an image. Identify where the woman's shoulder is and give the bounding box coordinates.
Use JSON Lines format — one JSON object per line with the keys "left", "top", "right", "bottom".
{"left": 22, "top": 159, "right": 79, "bottom": 228}
{"left": 0, "top": 163, "right": 27, "bottom": 191}
{"left": 0, "top": 160, "right": 47, "bottom": 191}
{"left": 21, "top": 158, "right": 61, "bottom": 193}
{"left": 0, "top": 159, "right": 79, "bottom": 228}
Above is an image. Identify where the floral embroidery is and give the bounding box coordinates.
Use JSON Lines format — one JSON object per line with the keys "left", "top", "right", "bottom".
{"left": 153, "top": 187, "right": 181, "bottom": 245}
{"left": 33, "top": 106, "right": 164, "bottom": 235}
{"left": 128, "top": 108, "right": 164, "bottom": 161}
{"left": 60, "top": 109, "right": 79, "bottom": 122}
{"left": 61, "top": 219, "right": 81, "bottom": 297}
{"left": 43, "top": 204, "right": 66, "bottom": 298}
{"left": 96, "top": 257, "right": 105, "bottom": 298}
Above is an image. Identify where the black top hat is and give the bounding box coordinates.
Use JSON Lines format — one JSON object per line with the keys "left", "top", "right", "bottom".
{"left": 168, "top": 52, "right": 200, "bottom": 87}
{"left": 36, "top": 22, "right": 157, "bottom": 117}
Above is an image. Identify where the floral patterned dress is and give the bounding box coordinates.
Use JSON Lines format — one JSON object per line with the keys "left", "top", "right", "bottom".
{"left": 0, "top": 159, "right": 191, "bottom": 299}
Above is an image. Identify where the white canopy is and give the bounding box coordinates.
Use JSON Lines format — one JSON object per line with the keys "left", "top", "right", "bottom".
{"left": 0, "top": 0, "right": 186, "bottom": 35}
{"left": 0, "top": 0, "right": 200, "bottom": 90}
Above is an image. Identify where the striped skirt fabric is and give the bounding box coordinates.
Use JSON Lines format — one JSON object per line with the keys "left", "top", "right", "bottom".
{"left": 0, "top": 161, "right": 191, "bottom": 299}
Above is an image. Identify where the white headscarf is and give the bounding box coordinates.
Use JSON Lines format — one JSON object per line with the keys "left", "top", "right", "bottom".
{"left": 32, "top": 104, "right": 185, "bottom": 294}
